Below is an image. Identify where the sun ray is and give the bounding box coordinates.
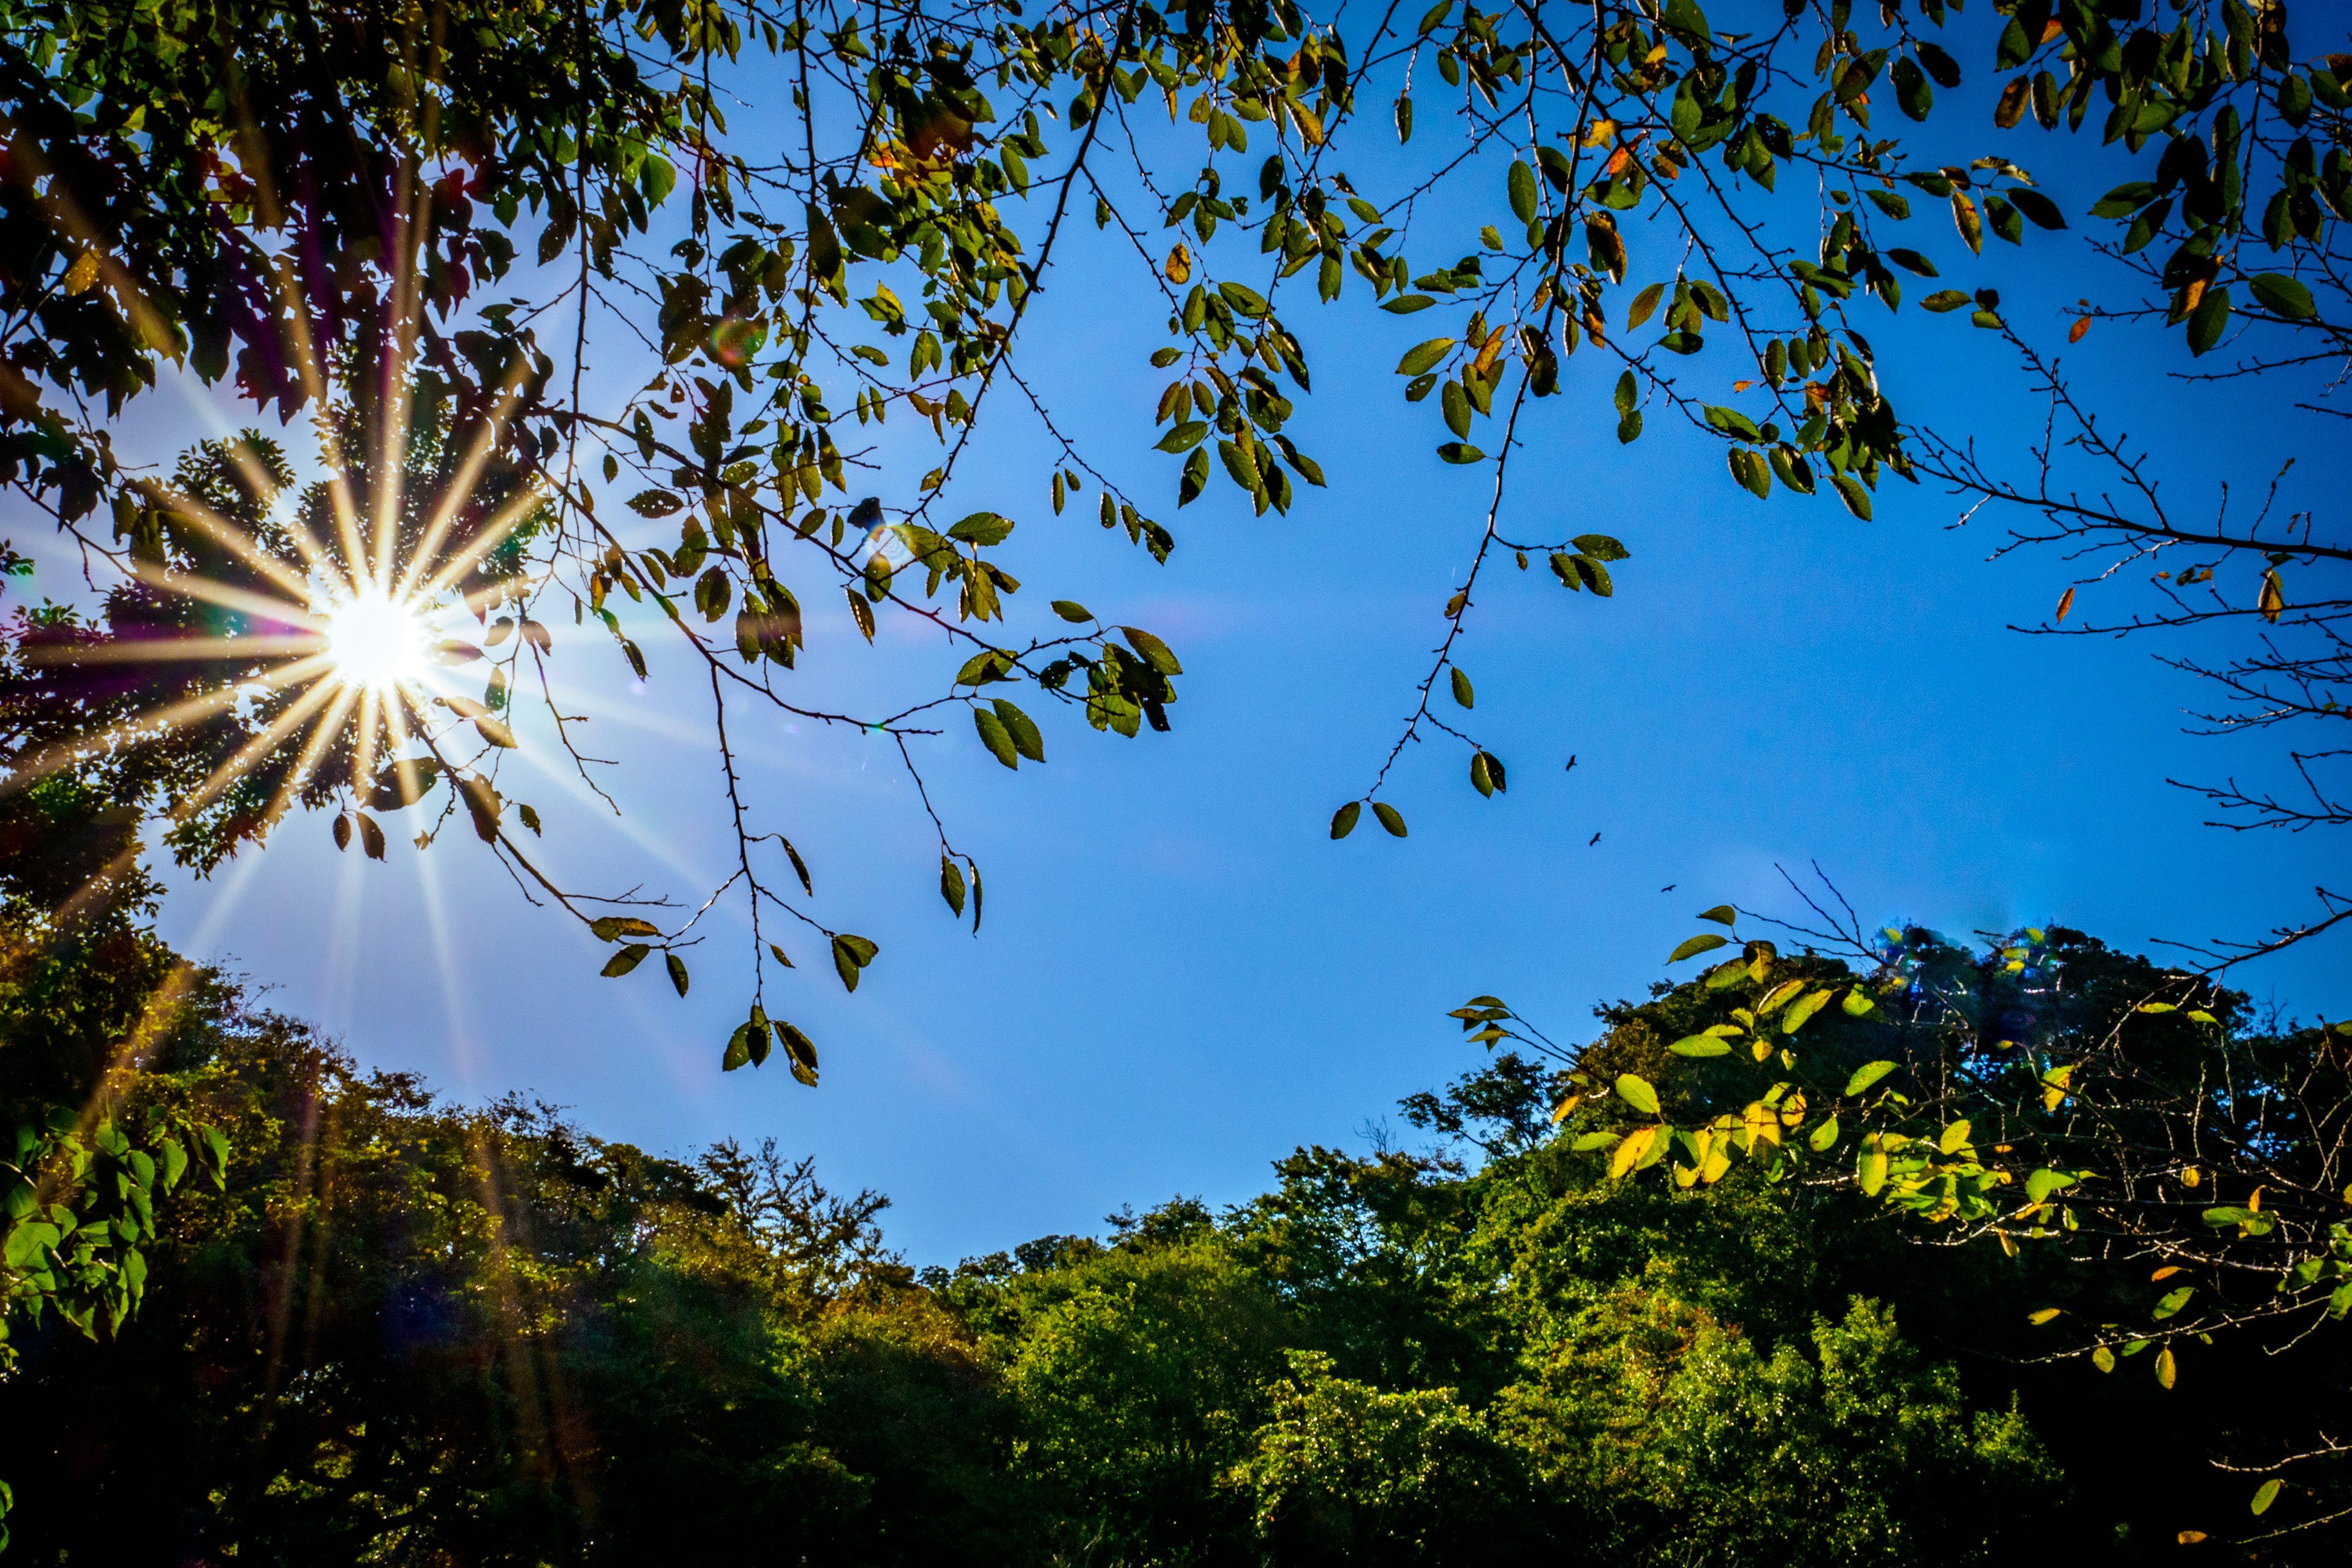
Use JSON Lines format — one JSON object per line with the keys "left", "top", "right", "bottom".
{"left": 130, "top": 567, "right": 326, "bottom": 633}
{"left": 32, "top": 634, "right": 328, "bottom": 664}
{"left": 414, "top": 481, "right": 559, "bottom": 604}
{"left": 168, "top": 676, "right": 343, "bottom": 821}
{"left": 0, "top": 652, "right": 337, "bottom": 802}
{"left": 394, "top": 363, "right": 537, "bottom": 604}
{"left": 144, "top": 484, "right": 326, "bottom": 605}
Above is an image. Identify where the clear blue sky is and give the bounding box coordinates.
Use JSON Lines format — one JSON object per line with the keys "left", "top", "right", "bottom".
{"left": 23, "top": 53, "right": 2344, "bottom": 1268}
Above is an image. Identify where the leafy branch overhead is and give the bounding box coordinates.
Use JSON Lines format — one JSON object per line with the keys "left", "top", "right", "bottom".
{"left": 1, "top": 0, "right": 2346, "bottom": 1069}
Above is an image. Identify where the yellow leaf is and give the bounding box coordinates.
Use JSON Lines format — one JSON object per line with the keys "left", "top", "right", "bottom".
{"left": 1471, "top": 323, "right": 1510, "bottom": 379}
{"left": 2177, "top": 1531, "right": 2206, "bottom": 1544}
{"left": 2260, "top": 569, "right": 2285, "bottom": 623}
{"left": 63, "top": 250, "right": 100, "bottom": 294}
{"left": 2155, "top": 1346, "right": 2177, "bottom": 1389}
{"left": 2152, "top": 1265, "right": 2184, "bottom": 1281}
{"left": 2027, "top": 1307, "right": 2062, "bottom": 1325}
{"left": 1609, "top": 1125, "right": 1660, "bottom": 1179}
{"left": 1939, "top": 1118, "right": 1972, "bottom": 1154}
{"left": 1166, "top": 244, "right": 1193, "bottom": 284}
{"left": 1951, "top": 190, "right": 1983, "bottom": 254}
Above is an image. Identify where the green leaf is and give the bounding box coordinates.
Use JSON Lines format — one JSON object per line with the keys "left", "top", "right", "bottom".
{"left": 1051, "top": 600, "right": 1093, "bottom": 622}
{"left": 1436, "top": 442, "right": 1486, "bottom": 464}
{"left": 831, "top": 934, "right": 878, "bottom": 992}
{"left": 1703, "top": 405, "right": 1761, "bottom": 440}
{"left": 1507, "top": 159, "right": 1538, "bottom": 224}
{"left": 1570, "top": 1131, "right": 1619, "bottom": 1153}
{"left": 1668, "top": 933, "right": 1729, "bottom": 963}
{"left": 1937, "top": 1118, "right": 1972, "bottom": 1153}
{"left": 1373, "top": 802, "right": 1408, "bottom": 838}
{"left": 940, "top": 855, "right": 967, "bottom": 916}
{"left": 1120, "top": 626, "right": 1183, "bottom": 676}
{"left": 2253, "top": 1480, "right": 2282, "bottom": 1517}
{"left": 1450, "top": 666, "right": 1474, "bottom": 709}
{"left": 1921, "top": 289, "right": 1973, "bottom": 312}
{"left": 1891, "top": 56, "right": 1932, "bottom": 120}
{"left": 1381, "top": 294, "right": 1438, "bottom": 314}
{"left": 1841, "top": 989, "right": 1877, "bottom": 1017}
{"left": 1844, "top": 1060, "right": 1897, "bottom": 1096}
{"left": 1396, "top": 337, "right": 1457, "bottom": 375}
{"left": 1831, "top": 474, "right": 1873, "bottom": 520}
{"left": 2025, "top": 1168, "right": 2072, "bottom": 1203}
{"left": 722, "top": 1022, "right": 755, "bottom": 1072}
{"left": 590, "top": 916, "right": 663, "bottom": 941}
{"left": 775, "top": 1020, "right": 820, "bottom": 1087}
{"left": 2153, "top": 1286, "right": 2194, "bottom": 1320}
{"left": 601, "top": 943, "right": 650, "bottom": 978}
{"left": 666, "top": 954, "right": 689, "bottom": 997}
{"left": 1782, "top": 989, "right": 1833, "bottom": 1034}
{"left": 973, "top": 706, "right": 1019, "bottom": 768}
{"left": 1808, "top": 1115, "right": 1841, "bottom": 1152}
{"left": 2092, "top": 1345, "right": 2116, "bottom": 1373}
{"left": 1615, "top": 1073, "right": 1660, "bottom": 1117}
{"left": 992, "top": 699, "right": 1046, "bottom": 762}
{"left": 948, "top": 511, "right": 1016, "bottom": 546}
{"left": 1330, "top": 801, "right": 1362, "bottom": 839}
{"left": 1670, "top": 1035, "right": 1733, "bottom": 1057}
{"left": 1156, "top": 421, "right": 1210, "bottom": 452}
{"left": 2187, "top": 287, "right": 2231, "bottom": 356}
{"left": 1626, "top": 282, "right": 1666, "bottom": 330}
{"left": 1572, "top": 533, "right": 1629, "bottom": 562}
{"left": 1858, "top": 1145, "right": 1889, "bottom": 1196}
{"left": 1697, "top": 903, "right": 1736, "bottom": 926}
{"left": 2201, "top": 1207, "right": 2259, "bottom": 1227}
{"left": 2007, "top": 189, "right": 2066, "bottom": 230}
{"left": 2248, "top": 274, "right": 2316, "bottom": 320}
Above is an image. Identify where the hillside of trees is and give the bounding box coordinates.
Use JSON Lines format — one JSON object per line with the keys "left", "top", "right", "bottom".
{"left": 4, "top": 880, "right": 2345, "bottom": 1563}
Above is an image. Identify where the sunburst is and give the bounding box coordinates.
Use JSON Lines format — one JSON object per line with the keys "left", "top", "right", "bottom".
{"left": 1, "top": 382, "right": 552, "bottom": 897}
{"left": 318, "top": 589, "right": 431, "bottom": 695}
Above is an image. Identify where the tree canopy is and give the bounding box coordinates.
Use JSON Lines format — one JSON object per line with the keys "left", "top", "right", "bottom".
{"left": 12, "top": 900, "right": 2352, "bottom": 1560}
{"left": 2, "top": 0, "right": 2343, "bottom": 1069}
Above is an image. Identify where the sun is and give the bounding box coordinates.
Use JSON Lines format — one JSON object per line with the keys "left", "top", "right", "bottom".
{"left": 320, "top": 592, "right": 427, "bottom": 692}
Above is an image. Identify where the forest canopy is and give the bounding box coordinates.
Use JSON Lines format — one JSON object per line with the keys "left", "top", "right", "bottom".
{"left": 5, "top": 890, "right": 2349, "bottom": 1562}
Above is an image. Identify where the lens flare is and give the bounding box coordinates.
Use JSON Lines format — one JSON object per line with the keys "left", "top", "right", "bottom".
{"left": 321, "top": 592, "right": 426, "bottom": 692}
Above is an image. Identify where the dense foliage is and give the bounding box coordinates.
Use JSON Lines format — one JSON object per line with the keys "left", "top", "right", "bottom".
{"left": 4, "top": 893, "right": 2348, "bottom": 1560}
{"left": 4, "top": 0, "right": 2344, "bottom": 1057}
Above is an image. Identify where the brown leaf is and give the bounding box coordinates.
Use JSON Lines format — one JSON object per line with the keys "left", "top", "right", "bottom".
{"left": 2055, "top": 587, "right": 2075, "bottom": 622}
{"left": 1994, "top": 77, "right": 2030, "bottom": 128}
{"left": 2068, "top": 317, "right": 2091, "bottom": 343}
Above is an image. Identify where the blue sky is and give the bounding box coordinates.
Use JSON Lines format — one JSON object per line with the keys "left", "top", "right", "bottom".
{"left": 17, "top": 42, "right": 2346, "bottom": 1268}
